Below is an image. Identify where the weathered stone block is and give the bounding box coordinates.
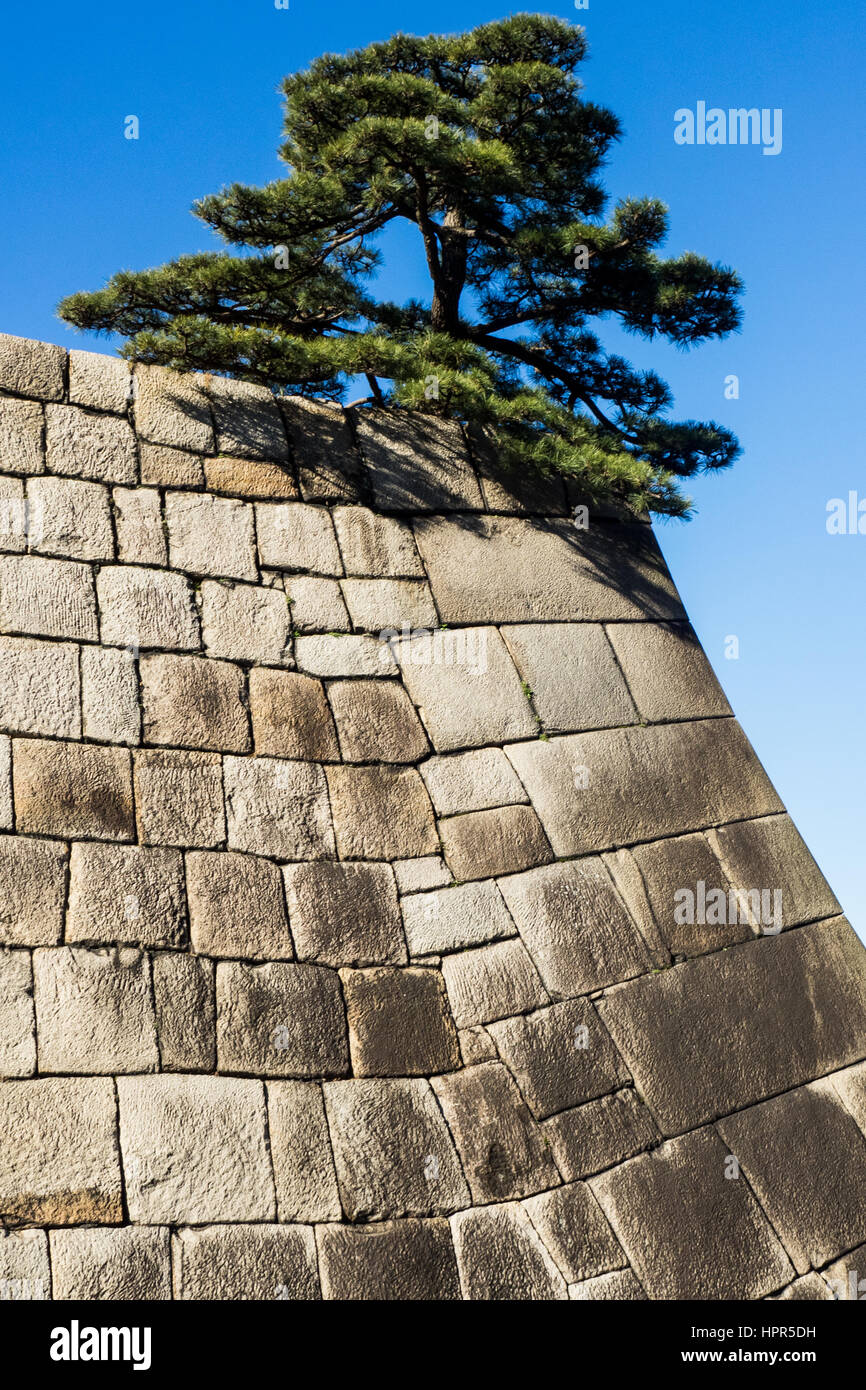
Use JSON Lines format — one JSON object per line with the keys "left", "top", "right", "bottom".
{"left": 141, "top": 653, "right": 250, "bottom": 753}
{"left": 206, "top": 375, "right": 288, "bottom": 461}
{"left": 0, "top": 636, "right": 80, "bottom": 737}
{"left": 414, "top": 514, "right": 684, "bottom": 624}
{"left": 135, "top": 749, "right": 225, "bottom": 848}
{"left": 113, "top": 486, "right": 167, "bottom": 564}
{"left": 256, "top": 501, "right": 342, "bottom": 574}
{"left": 0, "top": 835, "right": 66, "bottom": 946}
{"left": 0, "top": 334, "right": 65, "bottom": 400}
{"left": 225, "top": 755, "right": 335, "bottom": 859}
{"left": 117, "top": 1074, "right": 274, "bottom": 1224}
{"left": 295, "top": 632, "right": 395, "bottom": 677}
{"left": 81, "top": 644, "right": 140, "bottom": 744}
{"left": 0, "top": 949, "right": 36, "bottom": 1077}
{"left": 67, "top": 842, "right": 186, "bottom": 948}
{"left": 501, "top": 622, "right": 637, "bottom": 733}
{"left": 625, "top": 832, "right": 746, "bottom": 957}
{"left": 187, "top": 850, "right": 292, "bottom": 959}
{"left": 396, "top": 626, "right": 535, "bottom": 751}
{"left": 50, "top": 1227, "right": 171, "bottom": 1301}
{"left": 711, "top": 813, "right": 841, "bottom": 932}
{"left": 718, "top": 1082, "right": 866, "bottom": 1274}
{"left": 173, "top": 1224, "right": 319, "bottom": 1300}
{"left": 470, "top": 427, "right": 568, "bottom": 515}
{"left": 97, "top": 565, "right": 199, "bottom": 650}
{"left": 505, "top": 720, "right": 783, "bottom": 857}
{"left": 280, "top": 396, "right": 363, "bottom": 502}
{"left": 355, "top": 411, "right": 483, "bottom": 512}
{"left": 68, "top": 349, "right": 131, "bottom": 414}
{"left": 329, "top": 678, "right": 429, "bottom": 762}
{"left": 133, "top": 363, "right": 214, "bottom": 453}
{"left": 596, "top": 918, "right": 866, "bottom": 1136}
{"left": 0, "top": 1229, "right": 50, "bottom": 1301}
{"left": 165, "top": 491, "right": 257, "bottom": 581}
{"left": 216, "top": 960, "right": 348, "bottom": 1078}
{"left": 421, "top": 747, "right": 528, "bottom": 816}
{"left": 342, "top": 966, "right": 459, "bottom": 1076}
{"left": 33, "top": 946, "right": 158, "bottom": 1074}
{"left": 45, "top": 403, "right": 137, "bottom": 483}
{"left": 333, "top": 506, "right": 424, "bottom": 577}
{"left": 0, "top": 735, "right": 10, "bottom": 829}
{"left": 773, "top": 1273, "right": 835, "bottom": 1301}
{"left": 317, "top": 1219, "right": 461, "bottom": 1300}
{"left": 285, "top": 576, "right": 349, "bottom": 632}
{"left": 248, "top": 667, "right": 338, "bottom": 760}
{"left": 152, "top": 953, "right": 215, "bottom": 1072}
{"left": 267, "top": 1080, "right": 342, "bottom": 1221}
{"left": 204, "top": 455, "right": 297, "bottom": 499}
{"left": 140, "top": 442, "right": 205, "bottom": 488}
{"left": 324, "top": 1078, "right": 470, "bottom": 1220}
{"left": 0, "top": 1076, "right": 122, "bottom": 1224}
{"left": 27, "top": 476, "right": 113, "bottom": 561}
{"left": 497, "top": 858, "right": 653, "bottom": 997}
{"left": 440, "top": 804, "right": 552, "bottom": 880}
{"left": 523, "top": 1183, "right": 624, "bottom": 1284}
{"left": 605, "top": 620, "right": 731, "bottom": 722}
{"left": 13, "top": 738, "right": 133, "bottom": 840}
{"left": 0, "top": 475, "right": 27, "bottom": 550}
{"left": 326, "top": 764, "right": 437, "bottom": 860}
{"left": 283, "top": 861, "right": 404, "bottom": 967}
{"left": 488, "top": 999, "right": 629, "bottom": 1119}
{"left": 432, "top": 1061, "right": 559, "bottom": 1203}
{"left": 442, "top": 938, "right": 548, "bottom": 1027}
{"left": 0, "top": 554, "right": 97, "bottom": 641}
{"left": 201, "top": 580, "right": 291, "bottom": 663}
{"left": 450, "top": 1203, "right": 568, "bottom": 1300}
{"left": 569, "top": 1269, "right": 646, "bottom": 1300}
{"left": 393, "top": 855, "right": 452, "bottom": 893}
{"left": 0, "top": 397, "right": 43, "bottom": 475}
{"left": 542, "top": 1089, "right": 660, "bottom": 1181}
{"left": 400, "top": 880, "right": 515, "bottom": 957}
{"left": 590, "top": 1128, "right": 793, "bottom": 1300}
{"left": 342, "top": 578, "right": 437, "bottom": 632}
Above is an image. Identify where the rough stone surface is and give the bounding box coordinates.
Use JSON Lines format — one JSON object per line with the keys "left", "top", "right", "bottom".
{"left": 523, "top": 1183, "right": 625, "bottom": 1284}
{"left": 0, "top": 554, "right": 98, "bottom": 641}
{"left": 440, "top": 804, "right": 552, "bottom": 880}
{"left": 206, "top": 375, "right": 288, "bottom": 462}
{"left": 396, "top": 626, "right": 536, "bottom": 751}
{"left": 342, "top": 966, "right": 459, "bottom": 1076}
{"left": 68, "top": 349, "right": 131, "bottom": 414}
{"left": 256, "top": 501, "right": 342, "bottom": 575}
{"left": 187, "top": 850, "right": 292, "bottom": 959}
{"left": 0, "top": 334, "right": 65, "bottom": 400}
{"left": 0, "top": 949, "right": 36, "bottom": 1076}
{"left": 152, "top": 953, "right": 215, "bottom": 1072}
{"left": 317, "top": 1219, "right": 461, "bottom": 1300}
{"left": 286, "top": 575, "right": 349, "bottom": 632}
{"left": 13, "top": 738, "right": 133, "bottom": 840}
{"left": 283, "top": 861, "right": 405, "bottom": 966}
{"left": 711, "top": 813, "right": 841, "bottom": 931}
{"left": 281, "top": 396, "right": 363, "bottom": 502}
{"left": 488, "top": 1000, "right": 630, "bottom": 1119}
{"left": 67, "top": 842, "right": 186, "bottom": 948}
{"left": 46, "top": 404, "right": 137, "bottom": 483}
{"left": 543, "top": 1090, "right": 661, "bottom": 1181}
{"left": 0, "top": 474, "right": 27, "bottom": 551}
{"left": 393, "top": 855, "right": 452, "bottom": 894}
{"left": 140, "top": 443, "right": 204, "bottom": 488}
{"left": 421, "top": 747, "right": 528, "bottom": 816}
{"left": 27, "top": 475, "right": 114, "bottom": 560}
{"left": 0, "top": 835, "right": 67, "bottom": 946}
{"left": 326, "top": 764, "right": 437, "bottom": 860}
{"left": 33, "top": 945, "right": 158, "bottom": 1074}
{"left": 113, "top": 486, "right": 168, "bottom": 565}
{"left": 442, "top": 938, "right": 548, "bottom": 1027}
{"left": 81, "top": 644, "right": 140, "bottom": 744}
{"left": 400, "top": 880, "right": 515, "bottom": 957}
{"left": 605, "top": 620, "right": 732, "bottom": 722}
{"left": 50, "top": 1227, "right": 171, "bottom": 1301}
{"left": 0, "top": 397, "right": 43, "bottom": 476}
{"left": 356, "top": 411, "right": 483, "bottom": 512}
{"left": 501, "top": 623, "right": 637, "bottom": 733}
{"left": 133, "top": 363, "right": 214, "bottom": 453}
{"left": 200, "top": 580, "right": 291, "bottom": 664}
{"left": 165, "top": 490, "right": 257, "bottom": 581}
{"left": 451, "top": 1203, "right": 568, "bottom": 1300}
{"left": 205, "top": 455, "right": 297, "bottom": 499}
{"left": 569, "top": 1269, "right": 647, "bottom": 1300}
{"left": 0, "top": 636, "right": 80, "bottom": 738}
{"left": 173, "top": 1224, "right": 319, "bottom": 1301}
{"left": 295, "top": 632, "right": 395, "bottom": 677}
{"left": 97, "top": 565, "right": 199, "bottom": 650}
{"left": 134, "top": 749, "right": 225, "bottom": 848}
{"left": 225, "top": 756, "right": 335, "bottom": 859}
{"left": 0, "top": 1229, "right": 50, "bottom": 1300}
{"left": 249, "top": 667, "right": 338, "bottom": 760}
{"left": 333, "top": 506, "right": 424, "bottom": 576}
{"left": 625, "top": 832, "right": 747, "bottom": 957}
{"left": 141, "top": 653, "right": 250, "bottom": 752}
{"left": 329, "top": 678, "right": 429, "bottom": 762}
{"left": 267, "top": 1081, "right": 342, "bottom": 1221}
{"left": 216, "top": 960, "right": 348, "bottom": 1078}
{"left": 341, "top": 577, "right": 437, "bottom": 631}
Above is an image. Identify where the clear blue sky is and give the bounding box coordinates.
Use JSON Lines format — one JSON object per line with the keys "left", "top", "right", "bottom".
{"left": 1, "top": 0, "right": 863, "bottom": 933}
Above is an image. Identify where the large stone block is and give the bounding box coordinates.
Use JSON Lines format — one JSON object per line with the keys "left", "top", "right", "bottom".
{"left": 0, "top": 735, "right": 9, "bottom": 829}
{"left": 140, "top": 442, "right": 205, "bottom": 488}
{"left": 0, "top": 835, "right": 66, "bottom": 946}
{"left": 68, "top": 349, "right": 131, "bottom": 414}
{"left": 50, "top": 1227, "right": 171, "bottom": 1301}
{"left": 432, "top": 1061, "right": 559, "bottom": 1203}
{"left": 355, "top": 411, "right": 483, "bottom": 512}
{"left": 326, "top": 765, "right": 437, "bottom": 860}
{"left": 590, "top": 1128, "right": 793, "bottom": 1299}
{"left": 400, "top": 880, "right": 515, "bottom": 957}
{"left": 328, "top": 678, "right": 429, "bottom": 763}
{"left": 395, "top": 626, "right": 536, "bottom": 751}
{"left": 501, "top": 622, "right": 637, "bottom": 733}
{"left": 134, "top": 749, "right": 225, "bottom": 848}
{"left": 187, "top": 850, "right": 292, "bottom": 959}
{"left": 267, "top": 1080, "right": 342, "bottom": 1222}
{"left": 133, "top": 363, "right": 214, "bottom": 452}
{"left": 216, "top": 960, "right": 348, "bottom": 1078}
{"left": 152, "top": 953, "right": 215, "bottom": 1072}
{"left": 141, "top": 653, "right": 250, "bottom": 753}
{"left": 13, "top": 739, "right": 133, "bottom": 840}
{"left": 283, "top": 860, "right": 405, "bottom": 967}
{"left": 440, "top": 804, "right": 552, "bottom": 880}
{"left": 97, "top": 565, "right": 199, "bottom": 650}
{"left": 27, "top": 476, "right": 113, "bottom": 561}
{"left": 206, "top": 375, "right": 289, "bottom": 461}
{"left": 317, "top": 1219, "right": 461, "bottom": 1300}
{"left": 173, "top": 1224, "right": 319, "bottom": 1300}
{"left": 569, "top": 1269, "right": 646, "bottom": 1300}
{"left": 0, "top": 397, "right": 43, "bottom": 475}
{"left": 201, "top": 580, "right": 291, "bottom": 664}
{"left": 323, "top": 1078, "right": 470, "bottom": 1220}
{"left": 0, "top": 949, "right": 36, "bottom": 1077}
{"left": 285, "top": 575, "right": 349, "bottom": 632}
{"left": 295, "top": 632, "right": 395, "bottom": 677}
{"left": 505, "top": 720, "right": 783, "bottom": 857}
{"left": 441, "top": 938, "right": 548, "bottom": 1027}
{"left": 0, "top": 475, "right": 27, "bottom": 551}
{"left": 81, "top": 644, "right": 140, "bottom": 745}
{"left": 342, "top": 966, "right": 459, "bottom": 1076}
{"left": 248, "top": 668, "right": 338, "bottom": 760}
{"left": 450, "top": 1203, "right": 568, "bottom": 1300}
{"left": 225, "top": 755, "right": 335, "bottom": 859}
{"left": 0, "top": 334, "right": 65, "bottom": 400}
{"left": 523, "top": 1184, "right": 625, "bottom": 1285}
{"left": 0, "top": 636, "right": 80, "bottom": 738}
{"left": 205, "top": 455, "right": 298, "bottom": 499}
{"left": 67, "top": 842, "right": 186, "bottom": 948}
{"left": 33, "top": 946, "right": 158, "bottom": 1074}
{"left": 280, "top": 396, "right": 364, "bottom": 503}
{"left": 605, "top": 620, "right": 731, "bottom": 722}
{"left": 542, "top": 1089, "right": 661, "bottom": 1182}
{"left": 0, "top": 1229, "right": 50, "bottom": 1301}
{"left": 711, "top": 813, "right": 841, "bottom": 931}
{"left": 413, "top": 514, "right": 685, "bottom": 624}
{"left": 421, "top": 747, "right": 527, "bottom": 816}
{"left": 341, "top": 578, "right": 437, "bottom": 632}
{"left": 113, "top": 486, "right": 168, "bottom": 565}
{"left": 45, "top": 403, "right": 137, "bottom": 483}
{"left": 488, "top": 999, "right": 630, "bottom": 1119}
{"left": 117, "top": 1074, "right": 274, "bottom": 1224}
{"left": 623, "top": 831, "right": 746, "bottom": 958}
{"left": 165, "top": 491, "right": 257, "bottom": 581}
{"left": 256, "top": 501, "right": 343, "bottom": 574}
{"left": 717, "top": 1082, "right": 866, "bottom": 1274}
{"left": 497, "top": 858, "right": 653, "bottom": 998}
{"left": 596, "top": 918, "right": 866, "bottom": 1135}
{"left": 0, "top": 554, "right": 97, "bottom": 641}
{"left": 0, "top": 1076, "right": 122, "bottom": 1224}
{"left": 393, "top": 854, "right": 452, "bottom": 893}
{"left": 333, "top": 506, "right": 424, "bottom": 576}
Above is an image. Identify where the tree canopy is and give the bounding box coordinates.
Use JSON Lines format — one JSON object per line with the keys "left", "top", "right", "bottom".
{"left": 58, "top": 14, "right": 743, "bottom": 516}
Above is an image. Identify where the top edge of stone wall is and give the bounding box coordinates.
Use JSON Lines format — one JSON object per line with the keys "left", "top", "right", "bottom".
{"left": 0, "top": 331, "right": 649, "bottom": 521}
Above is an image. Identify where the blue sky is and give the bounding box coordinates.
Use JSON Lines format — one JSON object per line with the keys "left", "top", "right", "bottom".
{"left": 1, "top": 0, "right": 863, "bottom": 932}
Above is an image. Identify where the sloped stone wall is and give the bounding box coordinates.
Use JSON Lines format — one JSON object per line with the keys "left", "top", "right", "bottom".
{"left": 0, "top": 331, "right": 865, "bottom": 1301}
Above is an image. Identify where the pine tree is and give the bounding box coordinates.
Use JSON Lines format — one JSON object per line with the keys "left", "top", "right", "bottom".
{"left": 58, "top": 14, "right": 742, "bottom": 516}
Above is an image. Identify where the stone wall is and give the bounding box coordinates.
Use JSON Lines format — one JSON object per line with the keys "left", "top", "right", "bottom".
{"left": 0, "top": 331, "right": 865, "bottom": 1301}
